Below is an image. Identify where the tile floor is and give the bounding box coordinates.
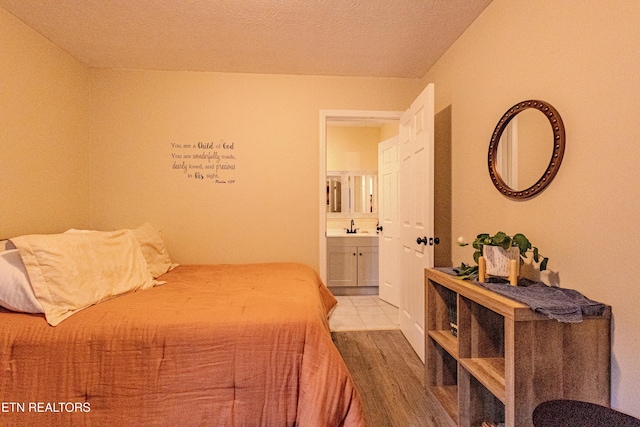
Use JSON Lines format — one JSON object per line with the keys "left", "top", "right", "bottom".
{"left": 329, "top": 295, "right": 400, "bottom": 331}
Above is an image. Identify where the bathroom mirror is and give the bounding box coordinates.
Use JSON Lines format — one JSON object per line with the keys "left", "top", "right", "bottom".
{"left": 488, "top": 100, "right": 565, "bottom": 200}
{"left": 326, "top": 172, "right": 377, "bottom": 216}
{"left": 326, "top": 175, "right": 343, "bottom": 213}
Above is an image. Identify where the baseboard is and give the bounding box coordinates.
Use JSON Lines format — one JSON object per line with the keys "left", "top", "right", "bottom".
{"left": 328, "top": 286, "right": 378, "bottom": 296}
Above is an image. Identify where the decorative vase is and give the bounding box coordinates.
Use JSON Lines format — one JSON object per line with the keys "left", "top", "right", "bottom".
{"left": 483, "top": 246, "right": 520, "bottom": 277}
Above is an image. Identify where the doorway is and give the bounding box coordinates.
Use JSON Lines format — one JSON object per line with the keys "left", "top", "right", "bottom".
{"left": 320, "top": 97, "right": 452, "bottom": 360}
{"left": 319, "top": 110, "right": 403, "bottom": 288}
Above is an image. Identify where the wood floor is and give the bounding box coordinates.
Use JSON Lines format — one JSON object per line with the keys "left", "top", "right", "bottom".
{"left": 332, "top": 329, "right": 451, "bottom": 427}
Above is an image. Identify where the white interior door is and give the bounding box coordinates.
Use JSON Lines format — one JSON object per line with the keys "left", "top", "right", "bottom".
{"left": 377, "top": 136, "right": 400, "bottom": 307}
{"left": 399, "top": 84, "right": 435, "bottom": 362}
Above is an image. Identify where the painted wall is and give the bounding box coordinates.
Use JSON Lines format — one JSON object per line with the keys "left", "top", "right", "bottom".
{"left": 379, "top": 123, "right": 399, "bottom": 142}
{"left": 326, "top": 126, "right": 380, "bottom": 172}
{"left": 89, "top": 69, "right": 421, "bottom": 267}
{"left": 0, "top": 8, "right": 91, "bottom": 238}
{"left": 420, "top": 0, "right": 640, "bottom": 416}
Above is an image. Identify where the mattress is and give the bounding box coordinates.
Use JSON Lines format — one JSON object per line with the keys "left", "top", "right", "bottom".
{"left": 0, "top": 263, "right": 365, "bottom": 426}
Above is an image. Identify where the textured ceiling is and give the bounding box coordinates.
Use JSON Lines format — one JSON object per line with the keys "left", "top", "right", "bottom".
{"left": 0, "top": 0, "right": 491, "bottom": 78}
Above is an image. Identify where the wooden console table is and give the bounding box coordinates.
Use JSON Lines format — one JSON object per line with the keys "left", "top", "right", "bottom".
{"left": 424, "top": 268, "right": 611, "bottom": 427}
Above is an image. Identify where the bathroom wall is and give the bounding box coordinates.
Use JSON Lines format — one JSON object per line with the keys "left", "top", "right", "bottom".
{"left": 326, "top": 125, "right": 382, "bottom": 231}
{"left": 379, "top": 122, "right": 399, "bottom": 142}
{"left": 326, "top": 125, "right": 380, "bottom": 172}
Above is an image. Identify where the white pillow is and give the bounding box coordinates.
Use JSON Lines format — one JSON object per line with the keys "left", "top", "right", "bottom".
{"left": 0, "top": 240, "right": 16, "bottom": 251}
{"left": 131, "top": 222, "right": 177, "bottom": 278}
{"left": 0, "top": 249, "right": 44, "bottom": 313}
{"left": 66, "top": 223, "right": 177, "bottom": 279}
{"left": 12, "top": 229, "right": 154, "bottom": 326}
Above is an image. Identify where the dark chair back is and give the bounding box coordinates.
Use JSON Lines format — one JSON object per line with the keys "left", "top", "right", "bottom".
{"left": 533, "top": 400, "right": 640, "bottom": 427}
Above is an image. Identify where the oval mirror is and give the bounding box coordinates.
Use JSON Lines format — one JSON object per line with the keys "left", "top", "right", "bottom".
{"left": 488, "top": 100, "right": 565, "bottom": 200}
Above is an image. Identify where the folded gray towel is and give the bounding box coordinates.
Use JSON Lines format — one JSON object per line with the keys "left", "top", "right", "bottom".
{"left": 442, "top": 268, "right": 607, "bottom": 323}
{"left": 482, "top": 281, "right": 606, "bottom": 322}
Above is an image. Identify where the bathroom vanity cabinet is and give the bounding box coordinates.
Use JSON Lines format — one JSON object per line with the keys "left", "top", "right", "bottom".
{"left": 326, "top": 236, "right": 378, "bottom": 287}
{"left": 424, "top": 268, "right": 611, "bottom": 427}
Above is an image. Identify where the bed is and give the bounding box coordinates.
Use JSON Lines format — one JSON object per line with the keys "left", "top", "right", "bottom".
{"left": 0, "top": 225, "right": 365, "bottom": 426}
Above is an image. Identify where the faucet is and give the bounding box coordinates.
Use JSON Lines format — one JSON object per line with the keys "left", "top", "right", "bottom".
{"left": 345, "top": 219, "right": 359, "bottom": 234}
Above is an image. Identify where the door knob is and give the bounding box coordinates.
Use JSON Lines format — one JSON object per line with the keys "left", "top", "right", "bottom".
{"left": 417, "top": 236, "right": 440, "bottom": 246}
{"left": 376, "top": 225, "right": 383, "bottom": 232}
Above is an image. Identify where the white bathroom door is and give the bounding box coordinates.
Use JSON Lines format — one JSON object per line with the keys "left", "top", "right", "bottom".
{"left": 398, "top": 83, "right": 435, "bottom": 362}
{"left": 377, "top": 135, "right": 400, "bottom": 307}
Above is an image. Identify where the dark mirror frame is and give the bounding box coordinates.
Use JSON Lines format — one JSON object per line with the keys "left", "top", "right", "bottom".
{"left": 488, "top": 100, "right": 565, "bottom": 200}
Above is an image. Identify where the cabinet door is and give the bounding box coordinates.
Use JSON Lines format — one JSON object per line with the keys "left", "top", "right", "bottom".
{"left": 327, "top": 246, "right": 358, "bottom": 286}
{"left": 357, "top": 246, "right": 379, "bottom": 286}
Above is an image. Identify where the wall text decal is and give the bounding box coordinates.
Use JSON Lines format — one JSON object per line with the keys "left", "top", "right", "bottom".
{"left": 171, "top": 141, "right": 237, "bottom": 184}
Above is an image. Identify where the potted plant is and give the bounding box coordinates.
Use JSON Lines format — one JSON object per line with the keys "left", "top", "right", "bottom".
{"left": 456, "top": 231, "right": 548, "bottom": 279}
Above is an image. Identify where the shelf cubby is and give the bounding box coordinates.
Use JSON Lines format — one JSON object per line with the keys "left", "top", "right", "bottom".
{"left": 424, "top": 268, "right": 611, "bottom": 427}
{"left": 426, "top": 336, "right": 459, "bottom": 425}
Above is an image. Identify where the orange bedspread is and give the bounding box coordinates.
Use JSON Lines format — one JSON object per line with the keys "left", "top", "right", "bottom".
{"left": 0, "top": 263, "right": 365, "bottom": 426}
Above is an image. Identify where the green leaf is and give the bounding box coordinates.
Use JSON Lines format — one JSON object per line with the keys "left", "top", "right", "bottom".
{"left": 532, "top": 247, "right": 540, "bottom": 262}
{"left": 492, "top": 231, "right": 506, "bottom": 243}
{"left": 501, "top": 237, "right": 512, "bottom": 250}
{"left": 540, "top": 257, "right": 548, "bottom": 271}
{"left": 473, "top": 233, "right": 490, "bottom": 250}
{"left": 455, "top": 262, "right": 479, "bottom": 280}
{"left": 512, "top": 233, "right": 532, "bottom": 256}
{"left": 455, "top": 262, "right": 473, "bottom": 274}
{"left": 491, "top": 231, "right": 511, "bottom": 250}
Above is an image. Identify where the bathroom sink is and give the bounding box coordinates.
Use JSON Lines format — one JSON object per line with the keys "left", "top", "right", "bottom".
{"left": 326, "top": 229, "right": 377, "bottom": 237}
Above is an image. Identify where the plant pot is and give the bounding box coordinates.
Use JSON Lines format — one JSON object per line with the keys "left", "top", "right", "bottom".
{"left": 483, "top": 246, "right": 520, "bottom": 277}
